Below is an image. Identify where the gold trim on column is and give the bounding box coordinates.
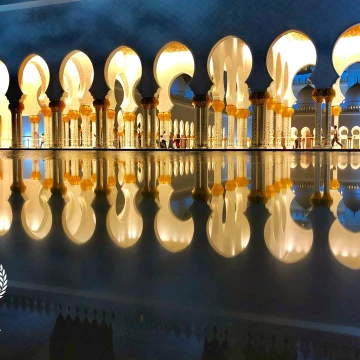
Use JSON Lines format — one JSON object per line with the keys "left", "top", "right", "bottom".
{"left": 332, "top": 105, "right": 342, "bottom": 116}
{"left": 123, "top": 112, "right": 136, "bottom": 122}
{"left": 274, "top": 103, "right": 284, "bottom": 115}
{"left": 158, "top": 112, "right": 171, "bottom": 121}
{"left": 63, "top": 114, "right": 70, "bottom": 123}
{"left": 311, "top": 89, "right": 324, "bottom": 103}
{"left": 79, "top": 105, "right": 92, "bottom": 116}
{"left": 68, "top": 110, "right": 80, "bottom": 120}
{"left": 107, "top": 109, "right": 116, "bottom": 120}
{"left": 322, "top": 88, "right": 336, "bottom": 103}
{"left": 267, "top": 98, "right": 276, "bottom": 111}
{"left": 192, "top": 94, "right": 211, "bottom": 108}
{"left": 226, "top": 105, "right": 237, "bottom": 116}
{"left": 249, "top": 91, "right": 270, "bottom": 106}
{"left": 41, "top": 106, "right": 52, "bottom": 117}
{"left": 211, "top": 100, "right": 225, "bottom": 113}
{"left": 90, "top": 113, "right": 96, "bottom": 122}
{"left": 29, "top": 115, "right": 41, "bottom": 123}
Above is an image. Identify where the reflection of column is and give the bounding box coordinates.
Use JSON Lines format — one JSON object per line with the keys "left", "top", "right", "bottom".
{"left": 49, "top": 101, "right": 65, "bottom": 148}
{"left": 236, "top": 109, "right": 249, "bottom": 148}
{"left": 51, "top": 158, "right": 67, "bottom": 196}
{"left": 250, "top": 92, "right": 269, "bottom": 148}
{"left": 323, "top": 88, "right": 336, "bottom": 148}
{"left": 9, "top": 102, "right": 24, "bottom": 148}
{"left": 226, "top": 105, "right": 236, "bottom": 148}
{"left": 211, "top": 156, "right": 224, "bottom": 197}
{"left": 321, "top": 152, "right": 333, "bottom": 207}
{"left": 10, "top": 159, "right": 26, "bottom": 193}
{"left": 80, "top": 105, "right": 92, "bottom": 148}
{"left": 332, "top": 105, "right": 341, "bottom": 129}
{"left": 310, "top": 152, "right": 322, "bottom": 207}
{"left": 192, "top": 154, "right": 210, "bottom": 201}
{"left": 68, "top": 110, "right": 80, "bottom": 147}
{"left": 93, "top": 99, "right": 110, "bottom": 148}
{"left": 248, "top": 153, "right": 267, "bottom": 204}
{"left": 141, "top": 97, "right": 158, "bottom": 148}
{"left": 41, "top": 106, "right": 52, "bottom": 148}
{"left": 192, "top": 95, "right": 210, "bottom": 149}
{"left": 312, "top": 89, "right": 323, "bottom": 148}
{"left": 212, "top": 100, "right": 224, "bottom": 149}
{"left": 63, "top": 114, "right": 70, "bottom": 148}
{"left": 107, "top": 109, "right": 116, "bottom": 148}
{"left": 274, "top": 103, "right": 284, "bottom": 149}
{"left": 266, "top": 98, "right": 276, "bottom": 148}
{"left": 123, "top": 112, "right": 136, "bottom": 149}
{"left": 43, "top": 159, "right": 53, "bottom": 191}
{"left": 90, "top": 113, "right": 96, "bottom": 147}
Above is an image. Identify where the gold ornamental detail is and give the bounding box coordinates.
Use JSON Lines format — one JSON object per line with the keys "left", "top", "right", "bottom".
{"left": 312, "top": 89, "right": 323, "bottom": 103}
{"left": 63, "top": 114, "right": 70, "bottom": 123}
{"left": 68, "top": 110, "right": 80, "bottom": 120}
{"left": 192, "top": 94, "right": 211, "bottom": 108}
{"left": 321, "top": 193, "right": 333, "bottom": 208}
{"left": 158, "top": 112, "right": 171, "bottom": 121}
{"left": 322, "top": 88, "right": 336, "bottom": 103}
{"left": 287, "top": 31, "right": 309, "bottom": 41}
{"left": 332, "top": 105, "right": 342, "bottom": 116}
{"left": 249, "top": 91, "right": 270, "bottom": 106}
{"left": 235, "top": 177, "right": 249, "bottom": 188}
{"left": 107, "top": 109, "right": 116, "bottom": 120}
{"left": 30, "top": 171, "right": 42, "bottom": 180}
{"left": 225, "top": 180, "right": 236, "bottom": 191}
{"left": 212, "top": 100, "right": 225, "bottom": 113}
{"left": 274, "top": 103, "right": 284, "bottom": 115}
{"left": 49, "top": 100, "right": 65, "bottom": 112}
{"left": 267, "top": 98, "right": 277, "bottom": 111}
{"left": 158, "top": 175, "right": 172, "bottom": 184}
{"left": 211, "top": 183, "right": 224, "bottom": 196}
{"left": 123, "top": 112, "right": 136, "bottom": 122}
{"left": 42, "top": 178, "right": 53, "bottom": 189}
{"left": 41, "top": 106, "right": 52, "bottom": 117}
{"left": 69, "top": 175, "right": 81, "bottom": 186}
{"left": 124, "top": 173, "right": 136, "bottom": 183}
{"left": 29, "top": 115, "right": 41, "bottom": 124}
{"left": 108, "top": 176, "right": 116, "bottom": 187}
{"left": 90, "top": 113, "right": 96, "bottom": 122}
{"left": 248, "top": 190, "right": 268, "bottom": 204}
{"left": 80, "top": 179, "right": 93, "bottom": 191}
{"left": 140, "top": 97, "right": 159, "bottom": 109}
{"left": 164, "top": 42, "right": 189, "bottom": 53}
{"left": 342, "top": 25, "right": 360, "bottom": 38}
{"left": 79, "top": 105, "right": 92, "bottom": 116}
{"left": 226, "top": 105, "right": 237, "bottom": 116}
{"left": 330, "top": 179, "right": 340, "bottom": 190}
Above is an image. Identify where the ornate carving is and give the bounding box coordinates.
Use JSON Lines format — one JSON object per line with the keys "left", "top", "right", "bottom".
{"left": 266, "top": 98, "right": 276, "bottom": 111}
{"left": 287, "top": 31, "right": 309, "bottom": 41}
{"left": 211, "top": 100, "right": 225, "bottom": 113}
{"left": 123, "top": 112, "right": 136, "bottom": 122}
{"left": 235, "top": 177, "right": 249, "bottom": 187}
{"left": 90, "top": 113, "right": 96, "bottom": 122}
{"left": 93, "top": 99, "right": 110, "bottom": 111}
{"left": 211, "top": 183, "right": 224, "bottom": 196}
{"left": 225, "top": 179, "right": 236, "bottom": 191}
{"left": 68, "top": 110, "right": 80, "bottom": 120}
{"left": 163, "top": 42, "right": 189, "bottom": 53}
{"left": 248, "top": 190, "right": 268, "bottom": 204}
{"left": 41, "top": 106, "right": 52, "bottom": 117}
{"left": 192, "top": 94, "right": 211, "bottom": 108}
{"left": 30, "top": 171, "right": 42, "bottom": 180}
{"left": 63, "top": 114, "right": 70, "bottom": 123}
{"left": 321, "top": 192, "right": 333, "bottom": 207}
{"left": 311, "top": 89, "right": 324, "bottom": 103}
{"left": 158, "top": 112, "right": 171, "bottom": 121}
{"left": 79, "top": 105, "right": 92, "bottom": 116}
{"left": 283, "top": 107, "right": 294, "bottom": 117}
{"left": 8, "top": 102, "right": 25, "bottom": 113}
{"left": 226, "top": 105, "right": 237, "bottom": 116}
{"left": 107, "top": 109, "right": 116, "bottom": 120}
{"left": 42, "top": 178, "right": 53, "bottom": 190}
{"left": 249, "top": 91, "right": 270, "bottom": 106}
{"left": 140, "top": 97, "right": 159, "bottom": 109}
{"left": 274, "top": 103, "right": 284, "bottom": 115}
{"left": 330, "top": 179, "right": 340, "bottom": 190}
{"left": 322, "top": 88, "right": 336, "bottom": 103}
{"left": 69, "top": 175, "right": 81, "bottom": 186}
{"left": 124, "top": 173, "right": 136, "bottom": 183}
{"left": 158, "top": 175, "right": 171, "bottom": 184}
{"left": 80, "top": 179, "right": 93, "bottom": 191}
{"left": 49, "top": 100, "right": 66, "bottom": 112}
{"left": 332, "top": 105, "right": 342, "bottom": 116}
{"left": 29, "top": 115, "right": 41, "bottom": 124}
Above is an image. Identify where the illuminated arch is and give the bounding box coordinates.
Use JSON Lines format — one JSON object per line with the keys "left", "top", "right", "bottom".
{"left": 267, "top": 30, "right": 317, "bottom": 107}
{"left": 105, "top": 46, "right": 142, "bottom": 113}
{"left": 154, "top": 41, "right": 195, "bottom": 113}
{"left": 332, "top": 24, "right": 360, "bottom": 105}
{"left": 60, "top": 50, "right": 94, "bottom": 111}
{"left": 0, "top": 61, "right": 11, "bottom": 147}
{"left": 19, "top": 54, "right": 50, "bottom": 115}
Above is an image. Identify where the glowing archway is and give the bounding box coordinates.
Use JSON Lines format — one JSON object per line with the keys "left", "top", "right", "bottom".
{"left": 0, "top": 61, "right": 11, "bottom": 147}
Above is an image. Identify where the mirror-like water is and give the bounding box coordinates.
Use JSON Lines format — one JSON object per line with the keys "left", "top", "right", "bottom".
{"left": 1, "top": 150, "right": 360, "bottom": 359}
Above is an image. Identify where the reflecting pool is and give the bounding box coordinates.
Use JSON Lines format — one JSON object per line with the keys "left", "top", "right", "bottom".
{"left": 1, "top": 150, "right": 360, "bottom": 359}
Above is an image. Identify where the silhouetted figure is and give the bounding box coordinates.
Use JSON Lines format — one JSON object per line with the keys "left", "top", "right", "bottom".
{"left": 332, "top": 125, "right": 343, "bottom": 148}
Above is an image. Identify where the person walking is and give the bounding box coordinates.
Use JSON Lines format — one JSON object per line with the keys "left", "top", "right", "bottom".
{"left": 332, "top": 125, "right": 343, "bottom": 148}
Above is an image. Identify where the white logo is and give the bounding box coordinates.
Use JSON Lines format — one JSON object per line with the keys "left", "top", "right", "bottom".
{"left": 0, "top": 265, "right": 7, "bottom": 299}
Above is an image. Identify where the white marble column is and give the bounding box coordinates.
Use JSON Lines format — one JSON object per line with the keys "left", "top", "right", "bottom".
{"left": 274, "top": 103, "right": 284, "bottom": 149}
{"left": 41, "top": 106, "right": 52, "bottom": 148}
{"left": 107, "top": 109, "right": 116, "bottom": 147}
{"left": 90, "top": 113, "right": 96, "bottom": 147}
{"left": 68, "top": 110, "right": 80, "bottom": 147}
{"left": 312, "top": 89, "right": 323, "bottom": 148}
{"left": 212, "top": 100, "right": 224, "bottom": 149}
{"left": 226, "top": 105, "right": 236, "bottom": 148}
{"left": 123, "top": 112, "right": 136, "bottom": 149}
{"left": 80, "top": 105, "right": 92, "bottom": 148}
{"left": 63, "top": 114, "right": 70, "bottom": 148}
{"left": 266, "top": 98, "right": 276, "bottom": 148}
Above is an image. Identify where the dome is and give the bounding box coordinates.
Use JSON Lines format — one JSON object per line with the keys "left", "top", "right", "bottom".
{"left": 296, "top": 85, "right": 315, "bottom": 106}
{"left": 344, "top": 81, "right": 360, "bottom": 107}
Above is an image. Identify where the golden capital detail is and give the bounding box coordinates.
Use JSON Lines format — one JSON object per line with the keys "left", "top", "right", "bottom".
{"left": 79, "top": 105, "right": 92, "bottom": 116}
{"left": 283, "top": 107, "right": 295, "bottom": 117}
{"left": 192, "top": 94, "right": 211, "bottom": 108}
{"left": 90, "top": 113, "right": 96, "bottom": 122}
{"left": 68, "top": 110, "right": 80, "bottom": 120}
{"left": 41, "top": 106, "right": 52, "bottom": 117}
{"left": 236, "top": 109, "right": 250, "bottom": 119}
{"left": 211, "top": 100, "right": 225, "bottom": 113}
{"left": 249, "top": 91, "right": 270, "bottom": 106}
{"left": 322, "top": 88, "right": 336, "bottom": 103}
{"left": 140, "top": 97, "right": 159, "bottom": 109}
{"left": 332, "top": 105, "right": 342, "bottom": 116}
{"left": 49, "top": 100, "right": 66, "bottom": 112}
{"left": 93, "top": 99, "right": 110, "bottom": 111}
{"left": 226, "top": 105, "right": 237, "bottom": 116}
{"left": 9, "top": 102, "right": 25, "bottom": 113}
{"left": 63, "top": 114, "right": 70, "bottom": 123}
{"left": 107, "top": 109, "right": 116, "bottom": 120}
{"left": 158, "top": 112, "right": 171, "bottom": 121}
{"left": 266, "top": 98, "right": 277, "bottom": 111}
{"left": 123, "top": 112, "right": 136, "bottom": 122}
{"left": 274, "top": 103, "right": 284, "bottom": 115}
{"left": 29, "top": 115, "right": 41, "bottom": 124}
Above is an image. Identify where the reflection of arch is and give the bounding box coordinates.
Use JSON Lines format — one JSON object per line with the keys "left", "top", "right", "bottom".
{"left": 0, "top": 159, "right": 12, "bottom": 236}
{"left": 332, "top": 24, "right": 360, "bottom": 105}
{"left": 107, "top": 182, "right": 143, "bottom": 248}
{"left": 62, "top": 185, "right": 95, "bottom": 245}
{"left": 155, "top": 183, "right": 194, "bottom": 252}
{"left": 267, "top": 31, "right": 317, "bottom": 107}
{"left": 21, "top": 181, "right": 52, "bottom": 240}
{"left": 154, "top": 41, "right": 195, "bottom": 113}
{"left": 264, "top": 189, "right": 313, "bottom": 263}
{"left": 105, "top": 46, "right": 142, "bottom": 112}
{"left": 19, "top": 54, "right": 50, "bottom": 115}
{"left": 207, "top": 186, "right": 250, "bottom": 258}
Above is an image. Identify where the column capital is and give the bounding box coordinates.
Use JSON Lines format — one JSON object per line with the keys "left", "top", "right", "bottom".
{"left": 49, "top": 100, "right": 65, "bottom": 112}
{"left": 8, "top": 102, "right": 24, "bottom": 113}
{"left": 226, "top": 105, "right": 237, "bottom": 116}
{"left": 311, "top": 89, "right": 324, "bottom": 103}
{"left": 123, "top": 112, "right": 136, "bottom": 122}
{"left": 93, "top": 99, "right": 110, "bottom": 111}
{"left": 211, "top": 183, "right": 224, "bottom": 196}
{"left": 107, "top": 109, "right": 116, "bottom": 120}
{"left": 323, "top": 88, "right": 336, "bottom": 103}
{"left": 79, "top": 105, "right": 92, "bottom": 116}
{"left": 29, "top": 115, "right": 41, "bottom": 124}
{"left": 274, "top": 103, "right": 284, "bottom": 115}
{"left": 63, "top": 114, "right": 70, "bottom": 123}
{"left": 332, "top": 105, "right": 342, "bottom": 116}
{"left": 140, "top": 97, "right": 159, "bottom": 109}
{"left": 249, "top": 91, "right": 270, "bottom": 106}
{"left": 266, "top": 98, "right": 276, "bottom": 111}
{"left": 41, "top": 106, "right": 52, "bottom": 117}
{"left": 283, "top": 107, "right": 294, "bottom": 117}
{"left": 90, "top": 113, "right": 96, "bottom": 122}
{"left": 248, "top": 190, "right": 268, "bottom": 204}
{"left": 211, "top": 100, "right": 225, "bottom": 113}
{"left": 192, "top": 94, "right": 211, "bottom": 108}
{"left": 158, "top": 112, "right": 171, "bottom": 121}
{"left": 68, "top": 110, "right": 80, "bottom": 120}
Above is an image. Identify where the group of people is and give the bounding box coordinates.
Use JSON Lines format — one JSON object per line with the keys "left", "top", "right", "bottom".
{"left": 160, "top": 131, "right": 182, "bottom": 149}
